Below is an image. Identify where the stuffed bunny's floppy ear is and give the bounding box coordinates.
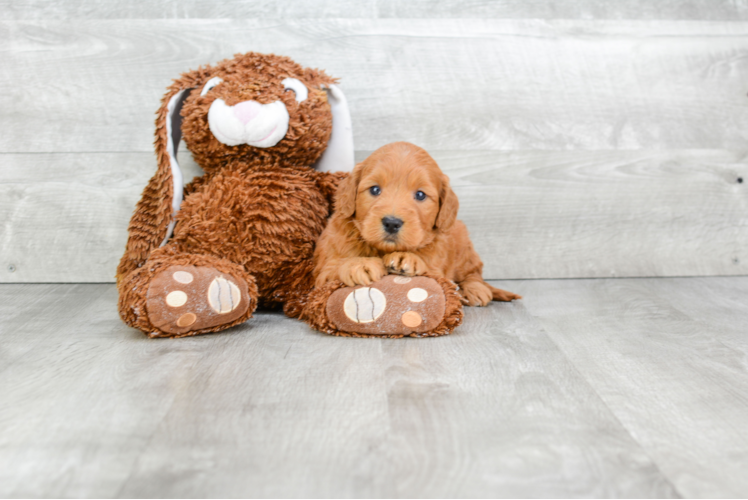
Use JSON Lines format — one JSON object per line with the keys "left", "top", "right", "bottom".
{"left": 116, "top": 86, "right": 192, "bottom": 281}
{"left": 313, "top": 84, "right": 354, "bottom": 173}
{"left": 160, "top": 88, "right": 191, "bottom": 245}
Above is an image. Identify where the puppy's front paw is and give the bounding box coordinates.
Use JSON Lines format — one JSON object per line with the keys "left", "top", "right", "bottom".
{"left": 383, "top": 252, "right": 429, "bottom": 277}
{"left": 339, "top": 257, "right": 386, "bottom": 287}
{"left": 459, "top": 281, "right": 493, "bottom": 307}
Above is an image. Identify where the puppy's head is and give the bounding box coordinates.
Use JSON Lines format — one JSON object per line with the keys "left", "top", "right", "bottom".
{"left": 335, "top": 142, "right": 458, "bottom": 252}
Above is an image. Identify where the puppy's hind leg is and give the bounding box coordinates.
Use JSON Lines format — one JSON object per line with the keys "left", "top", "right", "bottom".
{"left": 486, "top": 283, "right": 522, "bottom": 302}
{"left": 459, "top": 279, "right": 522, "bottom": 306}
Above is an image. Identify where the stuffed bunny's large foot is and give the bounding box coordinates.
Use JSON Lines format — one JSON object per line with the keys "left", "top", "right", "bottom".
{"left": 302, "top": 274, "right": 463, "bottom": 337}
{"left": 146, "top": 265, "right": 252, "bottom": 336}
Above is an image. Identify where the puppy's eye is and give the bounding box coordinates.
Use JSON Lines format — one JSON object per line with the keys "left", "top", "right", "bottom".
{"left": 200, "top": 77, "right": 223, "bottom": 96}
{"left": 369, "top": 186, "right": 381, "bottom": 196}
{"left": 415, "top": 190, "right": 427, "bottom": 201}
{"left": 281, "top": 78, "right": 308, "bottom": 102}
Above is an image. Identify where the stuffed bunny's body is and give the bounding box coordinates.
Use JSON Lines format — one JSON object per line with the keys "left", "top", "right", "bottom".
{"left": 117, "top": 53, "right": 353, "bottom": 337}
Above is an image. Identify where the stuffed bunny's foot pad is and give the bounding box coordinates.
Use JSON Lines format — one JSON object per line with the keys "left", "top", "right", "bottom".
{"left": 146, "top": 265, "right": 250, "bottom": 336}
{"left": 326, "top": 275, "right": 445, "bottom": 335}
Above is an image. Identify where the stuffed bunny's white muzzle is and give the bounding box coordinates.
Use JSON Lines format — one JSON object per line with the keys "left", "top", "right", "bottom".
{"left": 208, "top": 99, "right": 290, "bottom": 148}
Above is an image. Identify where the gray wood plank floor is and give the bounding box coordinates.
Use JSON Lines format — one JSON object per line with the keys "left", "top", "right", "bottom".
{"left": 2, "top": 277, "right": 747, "bottom": 497}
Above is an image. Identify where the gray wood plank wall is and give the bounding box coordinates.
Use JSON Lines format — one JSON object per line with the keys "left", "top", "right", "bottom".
{"left": 1, "top": 1, "right": 747, "bottom": 282}
{"left": 3, "top": 1, "right": 748, "bottom": 20}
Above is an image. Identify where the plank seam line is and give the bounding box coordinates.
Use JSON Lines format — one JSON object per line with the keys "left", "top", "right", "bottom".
{"left": 526, "top": 310, "right": 685, "bottom": 497}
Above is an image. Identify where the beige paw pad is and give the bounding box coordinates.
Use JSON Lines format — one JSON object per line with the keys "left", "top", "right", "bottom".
{"left": 393, "top": 276, "right": 412, "bottom": 284}
{"left": 407, "top": 287, "right": 428, "bottom": 302}
{"left": 208, "top": 276, "right": 242, "bottom": 314}
{"left": 401, "top": 311, "right": 423, "bottom": 328}
{"left": 177, "top": 313, "right": 196, "bottom": 327}
{"left": 165, "top": 290, "right": 188, "bottom": 307}
{"left": 344, "top": 287, "right": 387, "bottom": 323}
{"left": 173, "top": 271, "right": 194, "bottom": 284}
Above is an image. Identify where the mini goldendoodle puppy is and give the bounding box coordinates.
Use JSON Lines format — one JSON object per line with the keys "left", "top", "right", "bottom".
{"left": 314, "top": 141, "right": 521, "bottom": 307}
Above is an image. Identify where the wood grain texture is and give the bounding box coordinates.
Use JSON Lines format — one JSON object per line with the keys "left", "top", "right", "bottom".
{"left": 0, "top": 152, "right": 204, "bottom": 283}
{"left": 515, "top": 276, "right": 748, "bottom": 498}
{"left": 0, "top": 281, "right": 694, "bottom": 497}
{"left": 4, "top": 278, "right": 748, "bottom": 496}
{"left": 2, "top": 19, "right": 748, "bottom": 153}
{"left": 3, "top": 0, "right": 748, "bottom": 20}
{"left": 115, "top": 314, "right": 394, "bottom": 498}
{"left": 2, "top": 150, "right": 746, "bottom": 283}
{"left": 0, "top": 284, "right": 103, "bottom": 371}
{"left": 380, "top": 300, "right": 677, "bottom": 497}
{"left": 443, "top": 149, "right": 748, "bottom": 279}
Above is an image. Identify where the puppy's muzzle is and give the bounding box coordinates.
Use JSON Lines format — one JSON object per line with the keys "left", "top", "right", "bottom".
{"left": 382, "top": 216, "right": 404, "bottom": 235}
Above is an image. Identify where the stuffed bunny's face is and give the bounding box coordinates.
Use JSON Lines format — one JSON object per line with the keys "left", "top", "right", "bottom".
{"left": 178, "top": 53, "right": 337, "bottom": 170}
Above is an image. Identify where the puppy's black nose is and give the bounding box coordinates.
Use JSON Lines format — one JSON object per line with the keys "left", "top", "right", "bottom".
{"left": 382, "top": 216, "right": 403, "bottom": 234}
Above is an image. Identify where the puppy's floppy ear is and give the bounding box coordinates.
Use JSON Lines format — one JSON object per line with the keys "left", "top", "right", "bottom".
{"left": 434, "top": 174, "right": 459, "bottom": 231}
{"left": 117, "top": 70, "right": 203, "bottom": 281}
{"left": 334, "top": 162, "right": 364, "bottom": 218}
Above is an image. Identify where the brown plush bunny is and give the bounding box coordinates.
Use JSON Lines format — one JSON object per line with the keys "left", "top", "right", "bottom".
{"left": 116, "top": 52, "right": 354, "bottom": 338}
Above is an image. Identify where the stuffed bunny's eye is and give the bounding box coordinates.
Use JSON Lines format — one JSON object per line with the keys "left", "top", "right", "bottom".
{"left": 200, "top": 77, "right": 223, "bottom": 96}
{"left": 282, "top": 78, "right": 308, "bottom": 102}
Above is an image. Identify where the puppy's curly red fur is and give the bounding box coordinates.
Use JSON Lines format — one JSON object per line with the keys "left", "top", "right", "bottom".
{"left": 314, "top": 142, "right": 521, "bottom": 306}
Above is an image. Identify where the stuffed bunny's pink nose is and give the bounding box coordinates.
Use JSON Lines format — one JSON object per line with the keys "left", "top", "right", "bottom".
{"left": 233, "top": 101, "right": 262, "bottom": 124}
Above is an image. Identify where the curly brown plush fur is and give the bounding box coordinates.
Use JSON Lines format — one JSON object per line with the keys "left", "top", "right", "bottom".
{"left": 117, "top": 53, "right": 347, "bottom": 337}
